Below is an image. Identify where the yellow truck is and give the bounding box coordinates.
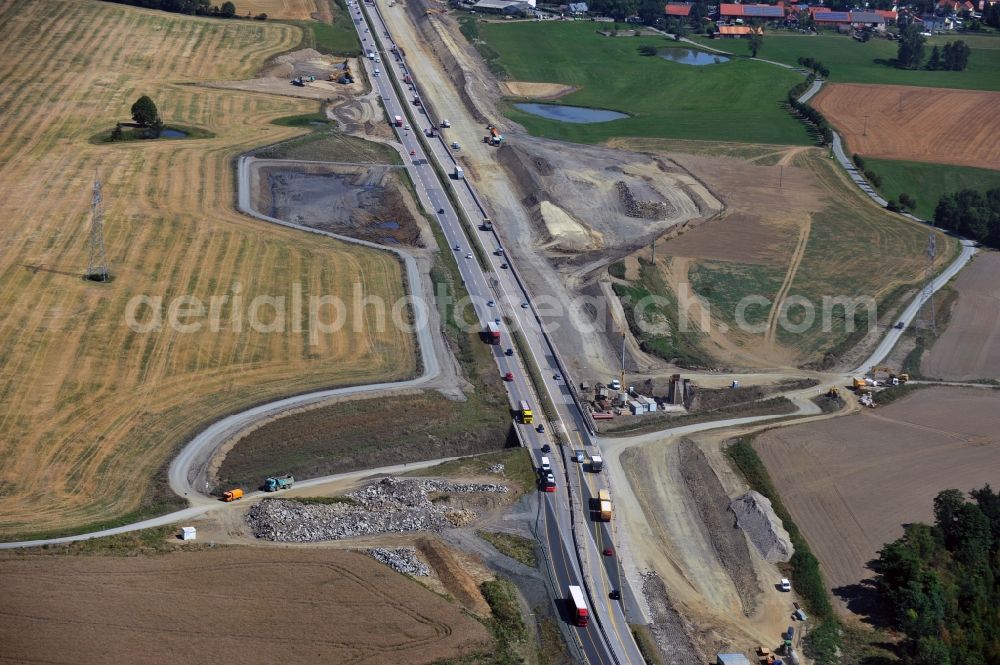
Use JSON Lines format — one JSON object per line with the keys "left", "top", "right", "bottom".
{"left": 222, "top": 488, "right": 244, "bottom": 502}
{"left": 519, "top": 400, "right": 534, "bottom": 424}
{"left": 597, "top": 489, "right": 612, "bottom": 522}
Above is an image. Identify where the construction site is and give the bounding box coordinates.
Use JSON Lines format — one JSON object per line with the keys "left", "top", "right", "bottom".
{"left": 3, "top": 1, "right": 997, "bottom": 664}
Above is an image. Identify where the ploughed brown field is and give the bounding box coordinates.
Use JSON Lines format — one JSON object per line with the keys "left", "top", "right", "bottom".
{"left": 924, "top": 252, "right": 1000, "bottom": 381}
{"left": 811, "top": 83, "right": 1000, "bottom": 169}
{"left": 754, "top": 386, "right": 1000, "bottom": 620}
{"left": 0, "top": 548, "right": 489, "bottom": 664}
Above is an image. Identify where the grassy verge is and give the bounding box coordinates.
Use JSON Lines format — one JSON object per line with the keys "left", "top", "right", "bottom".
{"left": 859, "top": 158, "right": 1000, "bottom": 221}
{"left": 89, "top": 123, "right": 214, "bottom": 144}
{"left": 900, "top": 285, "right": 958, "bottom": 379}
{"left": 436, "top": 577, "right": 530, "bottom": 665}
{"left": 477, "top": 530, "right": 538, "bottom": 568}
{"left": 404, "top": 448, "right": 536, "bottom": 501}
{"left": 2, "top": 525, "right": 186, "bottom": 556}
{"left": 726, "top": 438, "right": 838, "bottom": 665}
{"left": 285, "top": 0, "right": 360, "bottom": 56}
{"left": 691, "top": 33, "right": 1000, "bottom": 91}
{"left": 471, "top": 20, "right": 809, "bottom": 145}
{"left": 459, "top": 15, "right": 509, "bottom": 79}
{"left": 255, "top": 111, "right": 402, "bottom": 163}
{"left": 613, "top": 259, "right": 714, "bottom": 368}
{"left": 537, "top": 613, "right": 572, "bottom": 664}
{"left": 631, "top": 625, "right": 664, "bottom": 665}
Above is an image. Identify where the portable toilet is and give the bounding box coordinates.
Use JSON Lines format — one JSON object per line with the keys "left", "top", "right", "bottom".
{"left": 181, "top": 526, "right": 197, "bottom": 541}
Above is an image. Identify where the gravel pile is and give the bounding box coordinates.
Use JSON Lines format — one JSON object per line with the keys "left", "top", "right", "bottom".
{"left": 246, "top": 477, "right": 508, "bottom": 543}
{"left": 730, "top": 491, "right": 794, "bottom": 563}
{"left": 640, "top": 570, "right": 702, "bottom": 664}
{"left": 365, "top": 547, "right": 430, "bottom": 576}
{"left": 616, "top": 181, "right": 674, "bottom": 220}
{"left": 488, "top": 464, "right": 505, "bottom": 474}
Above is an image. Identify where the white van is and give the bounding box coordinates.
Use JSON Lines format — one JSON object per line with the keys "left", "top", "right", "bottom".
{"left": 540, "top": 456, "right": 551, "bottom": 472}
{"left": 373, "top": 68, "right": 380, "bottom": 76}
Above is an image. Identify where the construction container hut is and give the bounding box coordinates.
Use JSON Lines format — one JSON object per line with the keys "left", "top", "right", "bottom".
{"left": 181, "top": 526, "right": 197, "bottom": 541}
{"left": 717, "top": 655, "right": 753, "bottom": 665}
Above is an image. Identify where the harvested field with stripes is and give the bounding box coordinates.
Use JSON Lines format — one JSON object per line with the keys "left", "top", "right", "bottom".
{"left": 812, "top": 83, "right": 1000, "bottom": 169}
{"left": 0, "top": 0, "right": 415, "bottom": 538}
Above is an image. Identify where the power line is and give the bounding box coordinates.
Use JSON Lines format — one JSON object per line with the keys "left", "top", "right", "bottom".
{"left": 87, "top": 174, "right": 110, "bottom": 282}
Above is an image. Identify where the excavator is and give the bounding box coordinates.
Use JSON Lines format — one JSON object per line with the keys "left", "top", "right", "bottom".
{"left": 869, "top": 365, "right": 909, "bottom": 385}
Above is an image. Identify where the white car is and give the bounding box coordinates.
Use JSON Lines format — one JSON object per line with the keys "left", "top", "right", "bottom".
{"left": 780, "top": 578, "right": 791, "bottom": 592}
{"left": 465, "top": 253, "right": 473, "bottom": 260}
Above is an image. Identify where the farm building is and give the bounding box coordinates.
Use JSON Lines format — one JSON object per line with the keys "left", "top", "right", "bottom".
{"left": 718, "top": 2, "right": 785, "bottom": 20}
{"left": 850, "top": 10, "right": 886, "bottom": 28}
{"left": 472, "top": 0, "right": 533, "bottom": 12}
{"left": 813, "top": 10, "right": 851, "bottom": 27}
{"left": 568, "top": 1, "right": 588, "bottom": 13}
{"left": 664, "top": 2, "right": 692, "bottom": 17}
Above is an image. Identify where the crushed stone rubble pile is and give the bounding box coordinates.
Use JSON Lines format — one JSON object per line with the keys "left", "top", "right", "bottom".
{"left": 246, "top": 476, "right": 509, "bottom": 543}
{"left": 488, "top": 463, "right": 505, "bottom": 474}
{"left": 730, "top": 490, "right": 794, "bottom": 563}
{"left": 365, "top": 547, "right": 430, "bottom": 576}
{"left": 615, "top": 181, "right": 674, "bottom": 220}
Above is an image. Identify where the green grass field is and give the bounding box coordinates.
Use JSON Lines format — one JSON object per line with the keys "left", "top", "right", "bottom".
{"left": 862, "top": 158, "right": 1000, "bottom": 220}
{"left": 476, "top": 22, "right": 811, "bottom": 145}
{"left": 287, "top": 0, "right": 360, "bottom": 56}
{"left": 693, "top": 32, "right": 1000, "bottom": 91}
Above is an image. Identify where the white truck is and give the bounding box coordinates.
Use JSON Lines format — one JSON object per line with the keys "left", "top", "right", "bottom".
{"left": 590, "top": 455, "right": 604, "bottom": 472}
{"left": 453, "top": 166, "right": 464, "bottom": 180}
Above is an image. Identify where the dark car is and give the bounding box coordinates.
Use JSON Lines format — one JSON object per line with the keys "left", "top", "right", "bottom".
{"left": 505, "top": 348, "right": 514, "bottom": 356}
{"left": 609, "top": 589, "right": 621, "bottom": 600}
{"left": 541, "top": 444, "right": 551, "bottom": 453}
{"left": 437, "top": 208, "right": 445, "bottom": 214}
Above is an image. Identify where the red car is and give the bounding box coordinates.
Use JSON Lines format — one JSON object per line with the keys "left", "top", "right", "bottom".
{"left": 504, "top": 372, "right": 514, "bottom": 381}
{"left": 409, "top": 149, "right": 416, "bottom": 156}
{"left": 602, "top": 547, "right": 614, "bottom": 557}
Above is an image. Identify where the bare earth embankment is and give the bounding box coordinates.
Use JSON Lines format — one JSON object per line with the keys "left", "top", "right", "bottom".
{"left": 754, "top": 386, "right": 1000, "bottom": 620}
{"left": 924, "top": 252, "right": 1000, "bottom": 380}
{"left": 0, "top": 548, "right": 489, "bottom": 664}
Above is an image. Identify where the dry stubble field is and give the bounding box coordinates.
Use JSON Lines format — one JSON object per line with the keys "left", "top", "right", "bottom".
{"left": 811, "top": 83, "right": 1000, "bottom": 169}
{"left": 0, "top": 548, "right": 489, "bottom": 664}
{"left": 239, "top": 0, "right": 322, "bottom": 19}
{"left": 753, "top": 386, "right": 1000, "bottom": 620}
{"left": 0, "top": 0, "right": 415, "bottom": 538}
{"left": 924, "top": 252, "right": 1000, "bottom": 380}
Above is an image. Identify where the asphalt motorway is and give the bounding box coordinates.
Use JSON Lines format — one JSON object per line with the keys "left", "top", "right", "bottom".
{"left": 352, "top": 3, "right": 643, "bottom": 663}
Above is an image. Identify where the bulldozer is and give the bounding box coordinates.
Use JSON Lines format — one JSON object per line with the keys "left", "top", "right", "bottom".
{"left": 826, "top": 386, "right": 840, "bottom": 398}
{"left": 869, "top": 365, "right": 909, "bottom": 385}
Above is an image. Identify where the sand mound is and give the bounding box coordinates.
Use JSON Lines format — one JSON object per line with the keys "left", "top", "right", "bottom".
{"left": 503, "top": 81, "right": 576, "bottom": 99}
{"left": 730, "top": 491, "right": 793, "bottom": 563}
{"left": 539, "top": 200, "right": 603, "bottom": 251}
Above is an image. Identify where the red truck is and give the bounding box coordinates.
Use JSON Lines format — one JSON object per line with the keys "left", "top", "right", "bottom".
{"left": 568, "top": 586, "right": 589, "bottom": 627}
{"left": 393, "top": 115, "right": 403, "bottom": 127}
{"left": 485, "top": 321, "right": 500, "bottom": 345}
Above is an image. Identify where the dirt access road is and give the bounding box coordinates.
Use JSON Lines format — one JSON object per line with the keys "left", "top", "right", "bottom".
{"left": 924, "top": 251, "right": 1000, "bottom": 381}
{"left": 0, "top": 548, "right": 489, "bottom": 664}
{"left": 754, "top": 386, "right": 1000, "bottom": 622}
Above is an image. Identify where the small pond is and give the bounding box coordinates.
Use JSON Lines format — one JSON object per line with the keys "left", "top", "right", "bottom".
{"left": 513, "top": 103, "right": 628, "bottom": 124}
{"left": 159, "top": 128, "right": 188, "bottom": 138}
{"left": 658, "top": 48, "right": 730, "bottom": 66}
